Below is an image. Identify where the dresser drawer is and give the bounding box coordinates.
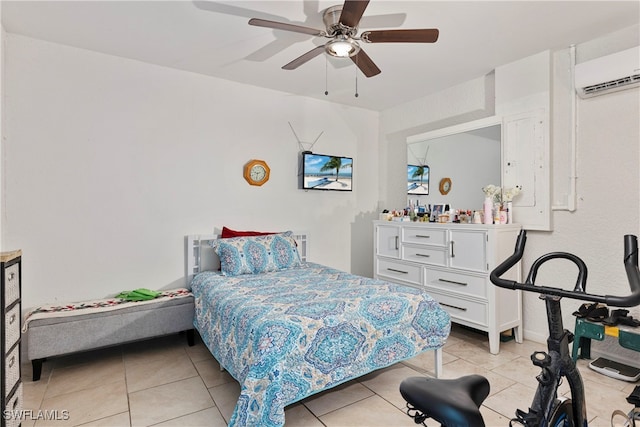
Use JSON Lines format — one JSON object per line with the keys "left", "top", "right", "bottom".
{"left": 427, "top": 290, "right": 488, "bottom": 327}
{"left": 4, "top": 303, "right": 20, "bottom": 351}
{"left": 402, "top": 227, "right": 447, "bottom": 246}
{"left": 376, "top": 259, "right": 421, "bottom": 285}
{"left": 4, "top": 382, "right": 22, "bottom": 427}
{"left": 424, "top": 268, "right": 487, "bottom": 299}
{"left": 4, "top": 263, "right": 20, "bottom": 308}
{"left": 4, "top": 344, "right": 20, "bottom": 400}
{"left": 402, "top": 244, "right": 447, "bottom": 266}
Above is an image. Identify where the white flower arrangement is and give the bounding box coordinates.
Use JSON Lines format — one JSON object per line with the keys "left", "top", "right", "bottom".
{"left": 482, "top": 185, "right": 522, "bottom": 203}
{"left": 502, "top": 186, "right": 522, "bottom": 202}
{"left": 482, "top": 185, "right": 501, "bottom": 203}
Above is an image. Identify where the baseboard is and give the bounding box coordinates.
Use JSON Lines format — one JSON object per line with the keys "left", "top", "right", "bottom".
{"left": 522, "top": 329, "right": 547, "bottom": 344}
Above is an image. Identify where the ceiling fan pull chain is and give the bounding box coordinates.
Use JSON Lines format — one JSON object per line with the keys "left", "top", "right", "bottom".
{"left": 325, "top": 56, "right": 329, "bottom": 96}
{"left": 354, "top": 57, "right": 359, "bottom": 98}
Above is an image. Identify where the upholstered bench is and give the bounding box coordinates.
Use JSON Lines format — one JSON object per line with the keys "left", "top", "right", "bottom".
{"left": 23, "top": 289, "right": 195, "bottom": 381}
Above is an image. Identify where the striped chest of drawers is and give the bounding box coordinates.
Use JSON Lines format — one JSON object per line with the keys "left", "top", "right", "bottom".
{"left": 1, "top": 251, "right": 22, "bottom": 427}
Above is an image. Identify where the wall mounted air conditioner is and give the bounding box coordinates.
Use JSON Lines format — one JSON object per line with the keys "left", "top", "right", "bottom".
{"left": 575, "top": 46, "right": 640, "bottom": 98}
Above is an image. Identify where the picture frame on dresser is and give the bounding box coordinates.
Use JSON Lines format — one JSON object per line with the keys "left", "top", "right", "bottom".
{"left": 430, "top": 204, "right": 446, "bottom": 222}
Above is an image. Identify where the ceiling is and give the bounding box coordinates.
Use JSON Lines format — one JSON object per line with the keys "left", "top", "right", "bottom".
{"left": 2, "top": 1, "right": 639, "bottom": 112}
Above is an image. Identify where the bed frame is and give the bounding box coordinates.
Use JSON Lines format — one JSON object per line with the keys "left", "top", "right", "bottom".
{"left": 185, "top": 231, "right": 443, "bottom": 378}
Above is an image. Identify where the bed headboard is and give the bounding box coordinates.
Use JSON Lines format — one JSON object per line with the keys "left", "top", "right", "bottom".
{"left": 185, "top": 232, "right": 308, "bottom": 286}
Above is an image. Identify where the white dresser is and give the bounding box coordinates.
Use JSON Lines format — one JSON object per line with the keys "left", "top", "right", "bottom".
{"left": 374, "top": 221, "right": 522, "bottom": 354}
{"left": 1, "top": 250, "right": 22, "bottom": 427}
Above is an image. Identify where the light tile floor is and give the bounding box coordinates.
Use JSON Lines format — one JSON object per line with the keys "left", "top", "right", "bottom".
{"left": 20, "top": 325, "right": 637, "bottom": 426}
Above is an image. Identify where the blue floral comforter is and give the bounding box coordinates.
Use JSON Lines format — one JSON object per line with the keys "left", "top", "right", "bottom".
{"left": 190, "top": 262, "right": 450, "bottom": 427}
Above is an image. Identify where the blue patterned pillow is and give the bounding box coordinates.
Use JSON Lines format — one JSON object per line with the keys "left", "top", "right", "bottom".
{"left": 212, "top": 231, "right": 302, "bottom": 276}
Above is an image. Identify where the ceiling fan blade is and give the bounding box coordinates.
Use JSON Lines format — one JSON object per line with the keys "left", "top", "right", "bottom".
{"left": 362, "top": 29, "right": 440, "bottom": 43}
{"left": 339, "top": 0, "right": 370, "bottom": 28}
{"left": 282, "top": 46, "right": 326, "bottom": 70}
{"left": 249, "top": 18, "right": 325, "bottom": 36}
{"left": 351, "top": 49, "right": 381, "bottom": 78}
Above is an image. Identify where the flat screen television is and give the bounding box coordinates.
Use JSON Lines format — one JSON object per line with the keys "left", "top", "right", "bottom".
{"left": 301, "top": 152, "right": 353, "bottom": 191}
{"left": 407, "top": 164, "right": 429, "bottom": 195}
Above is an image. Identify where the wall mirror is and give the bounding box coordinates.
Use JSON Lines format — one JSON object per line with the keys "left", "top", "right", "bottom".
{"left": 407, "top": 117, "right": 502, "bottom": 212}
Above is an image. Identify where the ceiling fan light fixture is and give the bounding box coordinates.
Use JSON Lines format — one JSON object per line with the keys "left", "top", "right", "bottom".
{"left": 248, "top": 1, "right": 439, "bottom": 78}
{"left": 326, "top": 37, "right": 360, "bottom": 58}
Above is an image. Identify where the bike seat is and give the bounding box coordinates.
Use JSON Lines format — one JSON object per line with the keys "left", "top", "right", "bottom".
{"left": 399, "top": 375, "right": 490, "bottom": 427}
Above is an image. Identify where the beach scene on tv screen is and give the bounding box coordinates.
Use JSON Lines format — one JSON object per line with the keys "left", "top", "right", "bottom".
{"left": 303, "top": 154, "right": 352, "bottom": 190}
{"left": 407, "top": 165, "right": 429, "bottom": 194}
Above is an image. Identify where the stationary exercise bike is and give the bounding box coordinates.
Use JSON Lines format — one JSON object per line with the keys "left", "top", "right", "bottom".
{"left": 400, "top": 230, "right": 640, "bottom": 426}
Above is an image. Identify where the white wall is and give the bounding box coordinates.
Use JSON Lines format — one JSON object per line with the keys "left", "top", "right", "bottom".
{"left": 379, "top": 26, "right": 640, "bottom": 363}
{"left": 532, "top": 87, "right": 639, "bottom": 362}
{"left": 2, "top": 34, "right": 380, "bottom": 310}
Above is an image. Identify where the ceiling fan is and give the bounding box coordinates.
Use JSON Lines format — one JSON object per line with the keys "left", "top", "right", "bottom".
{"left": 248, "top": 0, "right": 439, "bottom": 77}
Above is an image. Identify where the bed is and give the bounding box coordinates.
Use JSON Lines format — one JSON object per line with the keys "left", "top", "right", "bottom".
{"left": 186, "top": 231, "right": 451, "bottom": 427}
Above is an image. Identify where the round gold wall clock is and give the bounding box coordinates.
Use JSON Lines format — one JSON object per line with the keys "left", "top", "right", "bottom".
{"left": 243, "top": 159, "right": 270, "bottom": 186}
{"left": 439, "top": 177, "right": 452, "bottom": 195}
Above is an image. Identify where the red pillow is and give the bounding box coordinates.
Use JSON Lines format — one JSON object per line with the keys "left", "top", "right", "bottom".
{"left": 220, "top": 226, "right": 276, "bottom": 239}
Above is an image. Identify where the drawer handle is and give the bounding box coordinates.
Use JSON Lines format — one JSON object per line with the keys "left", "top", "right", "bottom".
{"left": 416, "top": 253, "right": 431, "bottom": 258}
{"left": 440, "top": 302, "right": 468, "bottom": 312}
{"left": 395, "top": 236, "right": 399, "bottom": 250}
{"left": 415, "top": 234, "right": 431, "bottom": 239}
{"left": 8, "top": 355, "right": 15, "bottom": 368}
{"left": 7, "top": 272, "right": 15, "bottom": 281}
{"left": 438, "top": 278, "right": 468, "bottom": 286}
{"left": 387, "top": 268, "right": 409, "bottom": 274}
{"left": 9, "top": 313, "right": 16, "bottom": 324}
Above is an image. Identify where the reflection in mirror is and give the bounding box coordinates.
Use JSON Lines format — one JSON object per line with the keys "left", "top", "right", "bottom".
{"left": 407, "top": 165, "right": 429, "bottom": 195}
{"left": 407, "top": 124, "right": 501, "bottom": 212}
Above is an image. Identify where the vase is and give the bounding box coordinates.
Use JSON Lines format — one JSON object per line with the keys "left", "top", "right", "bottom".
{"left": 506, "top": 201, "right": 513, "bottom": 224}
{"left": 494, "top": 203, "right": 501, "bottom": 224}
{"left": 499, "top": 207, "right": 507, "bottom": 224}
{"left": 483, "top": 197, "right": 493, "bottom": 224}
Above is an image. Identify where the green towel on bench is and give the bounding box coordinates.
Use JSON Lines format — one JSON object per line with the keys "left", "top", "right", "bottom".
{"left": 116, "top": 288, "right": 161, "bottom": 301}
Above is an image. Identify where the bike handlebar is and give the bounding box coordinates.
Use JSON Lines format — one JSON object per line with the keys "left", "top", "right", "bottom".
{"left": 490, "top": 230, "right": 640, "bottom": 307}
